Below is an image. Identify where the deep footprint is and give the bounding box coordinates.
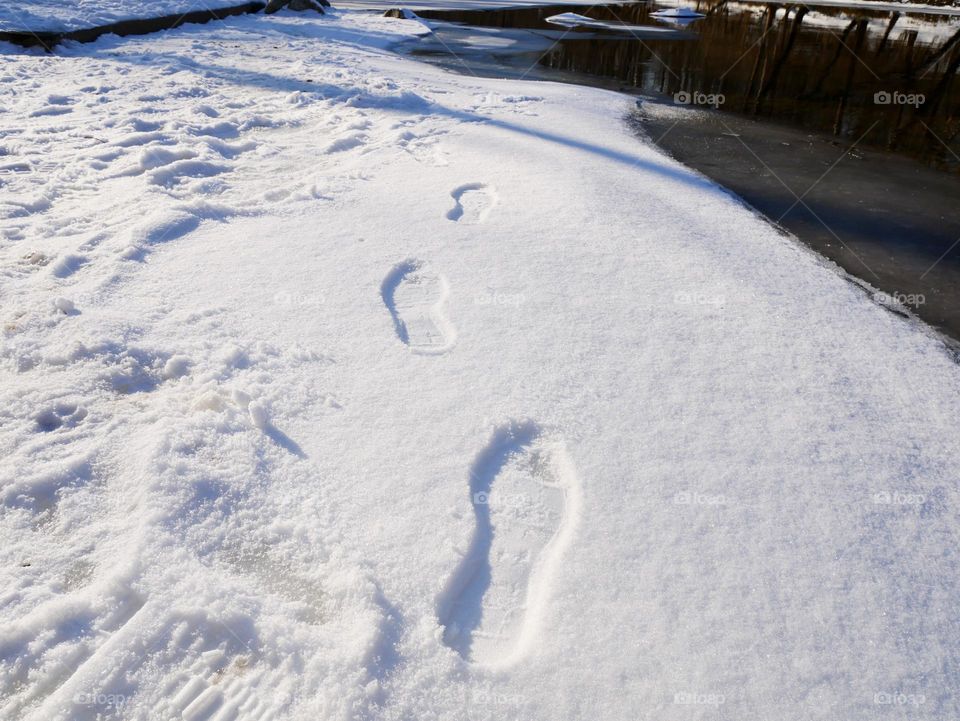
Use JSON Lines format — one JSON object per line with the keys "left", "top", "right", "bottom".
{"left": 438, "top": 420, "right": 581, "bottom": 667}
{"left": 446, "top": 182, "right": 497, "bottom": 224}
{"left": 381, "top": 260, "right": 455, "bottom": 354}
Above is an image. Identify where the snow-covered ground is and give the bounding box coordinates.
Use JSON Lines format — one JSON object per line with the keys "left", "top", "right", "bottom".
{"left": 0, "top": 0, "right": 263, "bottom": 33}
{"left": 0, "top": 0, "right": 600, "bottom": 32}
{"left": 2, "top": 7, "right": 960, "bottom": 721}
{"left": 652, "top": 0, "right": 960, "bottom": 18}
{"left": 778, "top": 0, "right": 960, "bottom": 17}
{"left": 788, "top": 7, "right": 960, "bottom": 44}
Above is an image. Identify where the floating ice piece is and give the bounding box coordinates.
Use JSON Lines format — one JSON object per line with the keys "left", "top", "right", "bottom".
{"left": 650, "top": 7, "right": 707, "bottom": 19}
{"left": 544, "top": 12, "right": 690, "bottom": 37}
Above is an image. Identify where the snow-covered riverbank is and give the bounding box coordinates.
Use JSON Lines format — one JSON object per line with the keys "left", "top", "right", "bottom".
{"left": 2, "top": 8, "right": 959, "bottom": 721}
{"left": 0, "top": 0, "right": 266, "bottom": 32}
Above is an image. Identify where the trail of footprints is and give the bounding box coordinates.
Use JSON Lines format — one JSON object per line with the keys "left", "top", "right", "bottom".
{"left": 379, "top": 182, "right": 496, "bottom": 354}
{"left": 377, "top": 188, "right": 581, "bottom": 668}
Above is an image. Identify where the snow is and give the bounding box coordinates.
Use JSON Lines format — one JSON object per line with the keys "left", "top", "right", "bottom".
{"left": 650, "top": 0, "right": 960, "bottom": 44}
{"left": 545, "top": 12, "right": 691, "bottom": 35}
{"left": 2, "top": 5, "right": 960, "bottom": 721}
{"left": 787, "top": 0, "right": 960, "bottom": 16}
{"left": 654, "top": 0, "right": 960, "bottom": 17}
{"left": 777, "top": 6, "right": 960, "bottom": 43}
{"left": 0, "top": 0, "right": 258, "bottom": 33}
{"left": 650, "top": 7, "right": 706, "bottom": 19}
{"left": 0, "top": 0, "right": 625, "bottom": 31}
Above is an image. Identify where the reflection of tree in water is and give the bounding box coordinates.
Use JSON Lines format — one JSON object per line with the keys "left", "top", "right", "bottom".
{"left": 422, "top": 1, "right": 960, "bottom": 171}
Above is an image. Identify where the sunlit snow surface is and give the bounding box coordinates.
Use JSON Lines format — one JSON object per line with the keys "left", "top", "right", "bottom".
{"left": 0, "top": 0, "right": 620, "bottom": 32}
{"left": 1, "top": 6, "right": 960, "bottom": 721}
{"left": 0, "top": 0, "right": 261, "bottom": 32}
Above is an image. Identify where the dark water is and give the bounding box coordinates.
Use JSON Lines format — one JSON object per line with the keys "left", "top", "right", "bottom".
{"left": 418, "top": 1, "right": 960, "bottom": 171}
{"left": 635, "top": 106, "right": 960, "bottom": 343}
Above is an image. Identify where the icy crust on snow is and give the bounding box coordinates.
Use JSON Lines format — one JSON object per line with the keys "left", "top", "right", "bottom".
{"left": 2, "top": 7, "right": 960, "bottom": 721}
{"left": 0, "top": 0, "right": 262, "bottom": 33}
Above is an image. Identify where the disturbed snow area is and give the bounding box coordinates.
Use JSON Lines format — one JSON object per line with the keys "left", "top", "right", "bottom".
{"left": 2, "top": 7, "right": 960, "bottom": 721}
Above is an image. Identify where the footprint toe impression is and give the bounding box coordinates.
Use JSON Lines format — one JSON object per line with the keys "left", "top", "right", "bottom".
{"left": 439, "top": 420, "right": 581, "bottom": 667}
{"left": 381, "top": 259, "right": 455, "bottom": 355}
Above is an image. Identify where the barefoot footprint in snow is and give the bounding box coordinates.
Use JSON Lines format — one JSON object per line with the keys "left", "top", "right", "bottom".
{"left": 381, "top": 260, "right": 455, "bottom": 354}
{"left": 446, "top": 183, "right": 497, "bottom": 224}
{"left": 439, "top": 421, "right": 581, "bottom": 667}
